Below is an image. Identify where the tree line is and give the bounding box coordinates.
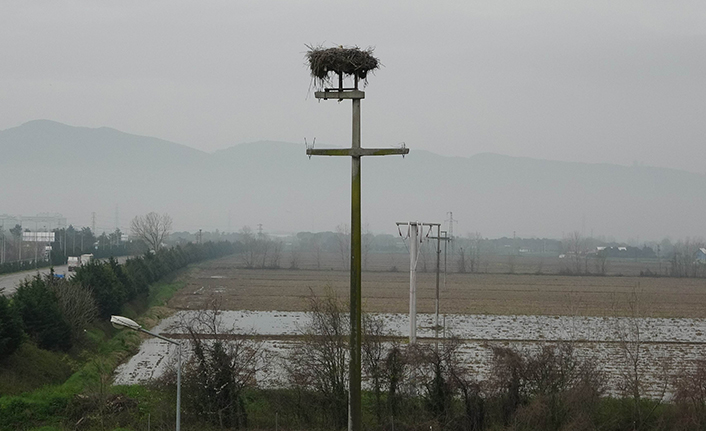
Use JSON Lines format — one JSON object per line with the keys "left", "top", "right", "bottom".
{"left": 0, "top": 241, "right": 240, "bottom": 360}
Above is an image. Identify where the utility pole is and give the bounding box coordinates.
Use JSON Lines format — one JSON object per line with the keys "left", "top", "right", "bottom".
{"left": 442, "top": 230, "right": 449, "bottom": 287}
{"left": 91, "top": 212, "right": 96, "bottom": 235}
{"left": 397, "top": 222, "right": 439, "bottom": 344}
{"left": 429, "top": 226, "right": 451, "bottom": 343}
{"left": 446, "top": 212, "right": 458, "bottom": 267}
{"left": 305, "top": 46, "right": 408, "bottom": 431}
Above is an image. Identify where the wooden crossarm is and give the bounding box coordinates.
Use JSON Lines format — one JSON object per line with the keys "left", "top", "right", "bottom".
{"left": 307, "top": 147, "right": 409, "bottom": 157}
{"left": 315, "top": 90, "right": 365, "bottom": 100}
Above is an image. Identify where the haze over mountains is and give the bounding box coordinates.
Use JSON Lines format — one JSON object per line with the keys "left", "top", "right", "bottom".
{"left": 1, "top": 120, "right": 704, "bottom": 241}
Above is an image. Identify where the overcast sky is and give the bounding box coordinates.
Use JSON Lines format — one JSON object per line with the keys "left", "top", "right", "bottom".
{"left": 2, "top": 1, "right": 705, "bottom": 173}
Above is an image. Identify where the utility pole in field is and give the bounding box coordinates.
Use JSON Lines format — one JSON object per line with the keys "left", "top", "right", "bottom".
{"left": 445, "top": 212, "right": 458, "bottom": 274}
{"left": 305, "top": 46, "right": 408, "bottom": 431}
{"left": 397, "top": 222, "right": 439, "bottom": 344}
{"left": 429, "top": 226, "right": 451, "bottom": 343}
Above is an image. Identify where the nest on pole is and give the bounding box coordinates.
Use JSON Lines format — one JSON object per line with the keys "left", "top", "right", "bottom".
{"left": 306, "top": 45, "right": 380, "bottom": 89}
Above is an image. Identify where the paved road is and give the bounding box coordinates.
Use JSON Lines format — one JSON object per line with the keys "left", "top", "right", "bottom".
{"left": 0, "top": 256, "right": 129, "bottom": 296}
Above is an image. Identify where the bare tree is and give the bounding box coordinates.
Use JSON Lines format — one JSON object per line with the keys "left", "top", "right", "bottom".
{"left": 130, "top": 212, "right": 172, "bottom": 251}
{"left": 362, "top": 225, "right": 375, "bottom": 271}
{"left": 594, "top": 248, "right": 608, "bottom": 275}
{"left": 289, "top": 241, "right": 301, "bottom": 270}
{"left": 563, "top": 231, "right": 585, "bottom": 275}
{"left": 286, "top": 288, "right": 349, "bottom": 429}
{"left": 313, "top": 235, "right": 322, "bottom": 270}
{"left": 362, "top": 313, "right": 387, "bottom": 423}
{"left": 457, "top": 247, "right": 467, "bottom": 273}
{"left": 239, "top": 226, "right": 257, "bottom": 268}
{"left": 419, "top": 240, "right": 434, "bottom": 273}
{"left": 172, "top": 300, "right": 266, "bottom": 429}
{"left": 47, "top": 274, "right": 98, "bottom": 343}
{"left": 673, "top": 359, "right": 706, "bottom": 428}
{"left": 670, "top": 238, "right": 706, "bottom": 278}
{"left": 336, "top": 224, "right": 350, "bottom": 270}
{"left": 612, "top": 284, "right": 667, "bottom": 429}
{"left": 258, "top": 235, "right": 270, "bottom": 269}
{"left": 468, "top": 232, "right": 482, "bottom": 273}
{"left": 507, "top": 253, "right": 516, "bottom": 274}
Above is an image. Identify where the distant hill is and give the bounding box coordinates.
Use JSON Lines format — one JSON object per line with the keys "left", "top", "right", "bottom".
{"left": 1, "top": 120, "right": 704, "bottom": 240}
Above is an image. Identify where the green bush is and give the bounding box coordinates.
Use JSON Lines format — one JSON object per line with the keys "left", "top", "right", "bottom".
{"left": 12, "top": 276, "right": 72, "bottom": 352}
{"left": 72, "top": 261, "right": 127, "bottom": 319}
{"left": 0, "top": 294, "right": 23, "bottom": 360}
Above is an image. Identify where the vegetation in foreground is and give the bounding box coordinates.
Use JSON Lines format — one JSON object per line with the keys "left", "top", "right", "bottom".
{"left": 87, "top": 292, "right": 706, "bottom": 431}
{"left": 0, "top": 241, "right": 240, "bottom": 430}
{"left": 4, "top": 241, "right": 706, "bottom": 430}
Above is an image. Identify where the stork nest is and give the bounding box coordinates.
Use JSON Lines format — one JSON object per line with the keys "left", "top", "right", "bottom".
{"left": 306, "top": 45, "right": 380, "bottom": 89}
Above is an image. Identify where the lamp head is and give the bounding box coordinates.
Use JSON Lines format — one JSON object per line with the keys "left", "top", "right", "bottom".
{"left": 111, "top": 315, "right": 141, "bottom": 331}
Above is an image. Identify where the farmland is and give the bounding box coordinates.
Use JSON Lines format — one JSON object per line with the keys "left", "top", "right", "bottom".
{"left": 115, "top": 251, "right": 706, "bottom": 402}
{"left": 168, "top": 253, "right": 706, "bottom": 318}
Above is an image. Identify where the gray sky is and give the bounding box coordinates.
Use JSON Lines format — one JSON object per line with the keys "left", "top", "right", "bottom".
{"left": 2, "top": 1, "right": 705, "bottom": 173}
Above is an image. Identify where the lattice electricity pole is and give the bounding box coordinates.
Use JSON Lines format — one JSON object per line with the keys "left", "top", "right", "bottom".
{"left": 305, "top": 46, "right": 408, "bottom": 431}
{"left": 397, "top": 221, "right": 439, "bottom": 344}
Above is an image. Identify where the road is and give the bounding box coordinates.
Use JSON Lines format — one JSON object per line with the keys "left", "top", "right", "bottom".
{"left": 0, "top": 256, "right": 129, "bottom": 296}
{"left": 0, "top": 265, "right": 68, "bottom": 295}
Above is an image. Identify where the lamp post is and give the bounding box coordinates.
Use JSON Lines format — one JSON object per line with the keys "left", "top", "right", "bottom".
{"left": 111, "top": 315, "right": 181, "bottom": 431}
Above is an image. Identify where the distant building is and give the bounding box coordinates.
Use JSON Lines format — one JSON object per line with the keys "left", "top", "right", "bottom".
{"left": 696, "top": 248, "right": 706, "bottom": 264}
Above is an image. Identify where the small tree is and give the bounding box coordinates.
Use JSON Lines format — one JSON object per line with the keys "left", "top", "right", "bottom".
{"left": 174, "top": 304, "right": 265, "bottom": 429}
{"left": 336, "top": 224, "right": 350, "bottom": 270}
{"left": 13, "top": 274, "right": 73, "bottom": 351}
{"left": 72, "top": 260, "right": 127, "bottom": 318}
{"left": 44, "top": 273, "right": 98, "bottom": 344}
{"left": 287, "top": 289, "right": 349, "bottom": 429}
{"left": 362, "top": 313, "right": 387, "bottom": 424}
{"left": 130, "top": 212, "right": 172, "bottom": 251}
{"left": 0, "top": 293, "right": 23, "bottom": 359}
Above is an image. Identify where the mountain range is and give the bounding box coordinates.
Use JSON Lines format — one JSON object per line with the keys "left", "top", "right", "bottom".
{"left": 1, "top": 120, "right": 704, "bottom": 241}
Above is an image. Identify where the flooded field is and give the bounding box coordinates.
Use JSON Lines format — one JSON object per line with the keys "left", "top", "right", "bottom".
{"left": 114, "top": 310, "right": 706, "bottom": 398}
{"left": 114, "top": 256, "right": 706, "bottom": 398}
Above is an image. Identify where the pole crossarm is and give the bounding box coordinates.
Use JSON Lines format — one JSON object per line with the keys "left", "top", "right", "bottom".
{"left": 396, "top": 222, "right": 440, "bottom": 228}
{"left": 307, "top": 147, "right": 408, "bottom": 157}
{"left": 315, "top": 90, "right": 365, "bottom": 100}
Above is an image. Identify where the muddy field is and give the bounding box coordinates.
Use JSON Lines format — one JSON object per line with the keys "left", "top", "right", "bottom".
{"left": 116, "top": 253, "right": 706, "bottom": 397}
{"left": 169, "top": 254, "right": 706, "bottom": 318}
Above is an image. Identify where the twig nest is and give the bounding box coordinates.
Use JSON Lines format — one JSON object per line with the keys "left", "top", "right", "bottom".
{"left": 306, "top": 45, "right": 380, "bottom": 89}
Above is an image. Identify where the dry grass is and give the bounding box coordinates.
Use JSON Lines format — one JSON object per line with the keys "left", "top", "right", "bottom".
{"left": 168, "top": 254, "right": 706, "bottom": 318}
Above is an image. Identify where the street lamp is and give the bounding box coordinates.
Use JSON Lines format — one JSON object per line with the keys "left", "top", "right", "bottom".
{"left": 111, "top": 315, "right": 182, "bottom": 431}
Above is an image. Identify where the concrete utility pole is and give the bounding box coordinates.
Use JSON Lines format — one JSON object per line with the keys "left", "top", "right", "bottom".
{"left": 307, "top": 77, "right": 408, "bottom": 431}
{"left": 397, "top": 222, "right": 439, "bottom": 344}
{"left": 442, "top": 230, "right": 449, "bottom": 287}
{"left": 429, "top": 226, "right": 451, "bottom": 343}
